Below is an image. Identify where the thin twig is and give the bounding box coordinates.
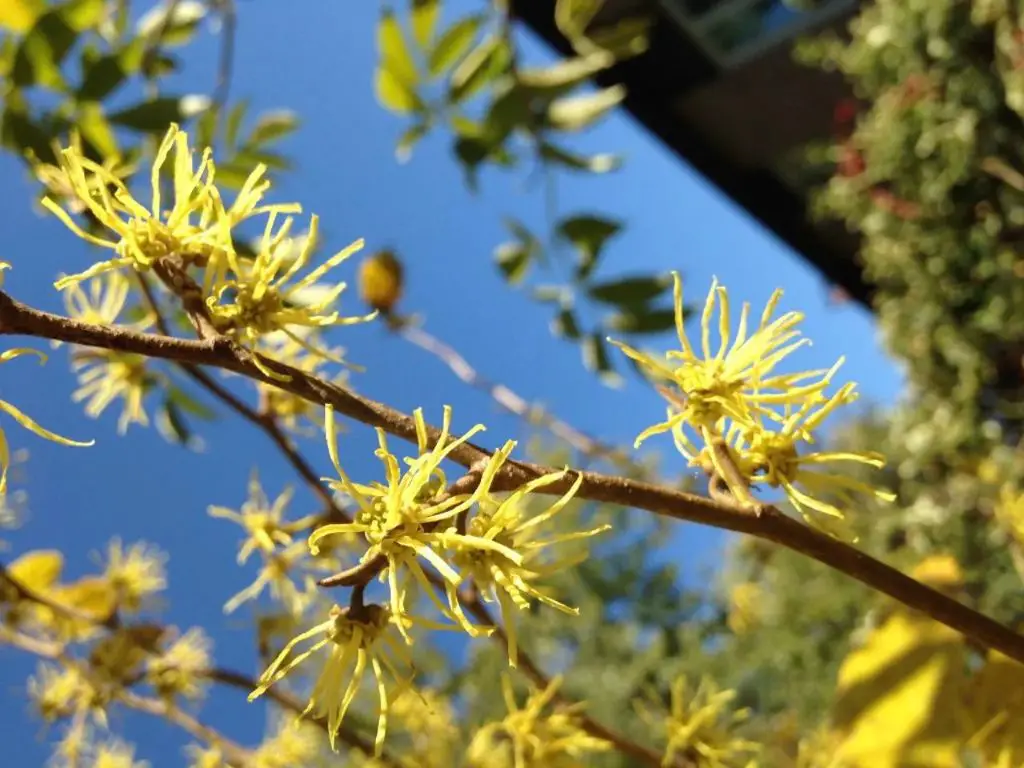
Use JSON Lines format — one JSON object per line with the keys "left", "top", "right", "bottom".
{"left": 394, "top": 320, "right": 644, "bottom": 475}
{"left": 2, "top": 292, "right": 1023, "bottom": 666}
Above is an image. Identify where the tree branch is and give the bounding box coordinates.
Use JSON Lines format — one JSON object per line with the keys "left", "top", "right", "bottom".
{"left": 3, "top": 290, "right": 1023, "bottom": 667}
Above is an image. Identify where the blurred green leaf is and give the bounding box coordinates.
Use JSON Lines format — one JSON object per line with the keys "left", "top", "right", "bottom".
{"left": 378, "top": 8, "right": 418, "bottom": 86}
{"left": 137, "top": 0, "right": 206, "bottom": 47}
{"left": 77, "top": 38, "right": 144, "bottom": 101}
{"left": 12, "top": 6, "right": 78, "bottom": 88}
{"left": 60, "top": 0, "right": 104, "bottom": 31}
{"left": 108, "top": 96, "right": 189, "bottom": 132}
{"left": 518, "top": 51, "right": 614, "bottom": 93}
{"left": 396, "top": 122, "right": 428, "bottom": 162}
{"left": 449, "top": 34, "right": 510, "bottom": 103}
{"left": 482, "top": 84, "right": 528, "bottom": 145}
{"left": 495, "top": 242, "right": 533, "bottom": 284}
{"left": 557, "top": 214, "right": 622, "bottom": 279}
{"left": 375, "top": 66, "right": 424, "bottom": 114}
{"left": 76, "top": 101, "right": 117, "bottom": 157}
{"left": 225, "top": 99, "right": 247, "bottom": 151}
{"left": 604, "top": 307, "right": 677, "bottom": 334}
{"left": 167, "top": 387, "right": 216, "bottom": 420}
{"left": 547, "top": 85, "right": 625, "bottom": 132}
{"left": 533, "top": 284, "right": 572, "bottom": 304}
{"left": 588, "top": 274, "right": 672, "bottom": 306}
{"left": 582, "top": 333, "right": 623, "bottom": 386}
{"left": 235, "top": 147, "right": 291, "bottom": 172}
{"left": 428, "top": 15, "right": 480, "bottom": 78}
{"left": 453, "top": 135, "right": 488, "bottom": 190}
{"left": 410, "top": 0, "right": 440, "bottom": 48}
{"left": 247, "top": 110, "right": 299, "bottom": 145}
{"left": 0, "top": 102, "right": 54, "bottom": 161}
{"left": 540, "top": 141, "right": 621, "bottom": 173}
{"left": 552, "top": 307, "right": 582, "bottom": 339}
{"left": 140, "top": 50, "right": 177, "bottom": 79}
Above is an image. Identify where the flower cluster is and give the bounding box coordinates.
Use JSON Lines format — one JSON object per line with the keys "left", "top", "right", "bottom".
{"left": 611, "top": 273, "right": 893, "bottom": 521}
{"left": 253, "top": 405, "right": 607, "bottom": 752}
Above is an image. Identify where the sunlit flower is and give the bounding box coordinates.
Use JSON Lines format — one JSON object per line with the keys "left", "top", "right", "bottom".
{"left": 995, "top": 484, "right": 1024, "bottom": 545}
{"left": 726, "top": 581, "right": 764, "bottom": 635}
{"left": 309, "top": 405, "right": 497, "bottom": 642}
{"left": 43, "top": 124, "right": 298, "bottom": 288}
{"left": 636, "top": 676, "right": 760, "bottom": 768}
{"left": 62, "top": 272, "right": 136, "bottom": 327}
{"left": 445, "top": 470, "right": 607, "bottom": 667}
{"left": 256, "top": 333, "right": 350, "bottom": 434}
{"left": 146, "top": 627, "right": 212, "bottom": 701}
{"left": 93, "top": 739, "right": 149, "bottom": 768}
{"left": 390, "top": 687, "right": 460, "bottom": 766}
{"left": 249, "top": 603, "right": 411, "bottom": 754}
{"left": 611, "top": 274, "right": 836, "bottom": 447}
{"left": 725, "top": 388, "right": 896, "bottom": 521}
{"left": 466, "top": 675, "right": 610, "bottom": 768}
{"left": 205, "top": 212, "right": 374, "bottom": 369}
{"left": 30, "top": 132, "right": 135, "bottom": 216}
{"left": 186, "top": 744, "right": 228, "bottom": 768}
{"left": 29, "top": 662, "right": 110, "bottom": 727}
{"left": 102, "top": 539, "right": 167, "bottom": 613}
{"left": 209, "top": 470, "right": 317, "bottom": 565}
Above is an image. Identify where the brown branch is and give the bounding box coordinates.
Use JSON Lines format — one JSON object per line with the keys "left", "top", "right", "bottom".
{"left": 0, "top": 560, "right": 118, "bottom": 630}
{"left": 119, "top": 690, "right": 252, "bottom": 766}
{"left": 394, "top": 320, "right": 643, "bottom": 475}
{"left": 3, "top": 291, "right": 1024, "bottom": 667}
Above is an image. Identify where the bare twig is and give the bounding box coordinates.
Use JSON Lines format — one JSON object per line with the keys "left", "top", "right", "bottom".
{"left": 2, "top": 291, "right": 1022, "bottom": 666}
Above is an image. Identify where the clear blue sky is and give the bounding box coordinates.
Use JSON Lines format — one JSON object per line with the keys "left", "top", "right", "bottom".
{"left": 0, "top": 1, "right": 902, "bottom": 763}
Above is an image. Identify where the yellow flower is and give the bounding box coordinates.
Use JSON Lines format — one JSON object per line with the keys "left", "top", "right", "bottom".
{"left": 0, "top": 346, "right": 93, "bottom": 495}
{"left": 205, "top": 212, "right": 374, "bottom": 366}
{"left": 209, "top": 470, "right": 317, "bottom": 565}
{"left": 145, "top": 627, "right": 212, "bottom": 701}
{"left": 30, "top": 133, "right": 136, "bottom": 216}
{"left": 102, "top": 539, "right": 167, "bottom": 613}
{"left": 29, "top": 662, "right": 110, "bottom": 727}
{"left": 309, "top": 405, "right": 497, "bottom": 642}
{"left": 726, "top": 582, "right": 764, "bottom": 635}
{"left": 93, "top": 740, "right": 149, "bottom": 768}
{"left": 995, "top": 484, "right": 1024, "bottom": 544}
{"left": 636, "top": 676, "right": 760, "bottom": 768}
{"left": 186, "top": 744, "right": 227, "bottom": 768}
{"left": 62, "top": 272, "right": 136, "bottom": 326}
{"left": 221, "top": 540, "right": 322, "bottom": 616}
{"left": 249, "top": 603, "right": 411, "bottom": 754}
{"left": 445, "top": 471, "right": 607, "bottom": 667}
{"left": 466, "top": 675, "right": 610, "bottom": 768}
{"left": 43, "top": 124, "right": 298, "bottom": 288}
{"left": 252, "top": 718, "right": 323, "bottom": 768}
{"left": 256, "top": 333, "right": 350, "bottom": 434}
{"left": 726, "top": 388, "right": 895, "bottom": 521}
{"left": 611, "top": 274, "right": 836, "bottom": 448}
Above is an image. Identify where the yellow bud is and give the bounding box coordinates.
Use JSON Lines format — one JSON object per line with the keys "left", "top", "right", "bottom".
{"left": 358, "top": 250, "right": 404, "bottom": 313}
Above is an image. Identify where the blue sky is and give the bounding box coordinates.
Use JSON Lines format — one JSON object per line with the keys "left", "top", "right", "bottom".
{"left": 0, "top": 1, "right": 902, "bottom": 763}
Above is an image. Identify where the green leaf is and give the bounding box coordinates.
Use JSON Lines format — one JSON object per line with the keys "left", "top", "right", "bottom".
{"left": 0, "top": 103, "right": 55, "bottom": 161}
{"left": 60, "top": 0, "right": 104, "bottom": 31}
{"left": 76, "top": 101, "right": 117, "bottom": 158}
{"left": 108, "top": 96, "right": 190, "bottom": 132}
{"left": 557, "top": 215, "right": 622, "bottom": 279}
{"left": 136, "top": 0, "right": 206, "bottom": 47}
{"left": 604, "top": 307, "right": 677, "bottom": 334}
{"left": 234, "top": 147, "right": 292, "bottom": 172}
{"left": 449, "top": 34, "right": 510, "bottom": 104}
{"left": 157, "top": 397, "right": 203, "bottom": 451}
{"left": 247, "top": 110, "right": 299, "bottom": 145}
{"left": 375, "top": 66, "right": 423, "bottom": 114}
{"left": 481, "top": 84, "right": 528, "bottom": 146}
{"left": 588, "top": 274, "right": 673, "bottom": 306}
{"left": 77, "top": 38, "right": 144, "bottom": 101}
{"left": 533, "top": 284, "right": 572, "bottom": 304}
{"left": 547, "top": 85, "right": 626, "bottom": 132}
{"left": 581, "top": 333, "right": 623, "bottom": 387}
{"left": 12, "top": 7, "right": 77, "bottom": 88}
{"left": 167, "top": 386, "right": 216, "bottom": 420}
{"left": 517, "top": 51, "right": 614, "bottom": 92}
{"left": 540, "top": 141, "right": 621, "bottom": 173}
{"left": 225, "top": 99, "right": 247, "bottom": 151}
{"left": 194, "top": 104, "right": 218, "bottom": 149}
{"left": 428, "top": 15, "right": 480, "bottom": 78}
{"left": 495, "top": 242, "right": 532, "bottom": 284}
{"left": 410, "top": 0, "right": 440, "bottom": 48}
{"left": 378, "top": 8, "right": 418, "bottom": 86}
{"left": 453, "top": 135, "right": 489, "bottom": 190}
{"left": 552, "top": 308, "right": 581, "bottom": 340}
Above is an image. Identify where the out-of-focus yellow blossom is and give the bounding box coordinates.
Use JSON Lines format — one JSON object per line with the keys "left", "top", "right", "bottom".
{"left": 60, "top": 273, "right": 157, "bottom": 434}
{"left": 636, "top": 676, "right": 760, "bottom": 768}
{"left": 0, "top": 273, "right": 94, "bottom": 492}
{"left": 387, "top": 687, "right": 461, "bottom": 767}
{"left": 93, "top": 740, "right": 149, "bottom": 768}
{"left": 222, "top": 540, "right": 322, "bottom": 616}
{"left": 252, "top": 719, "right": 323, "bottom": 767}
{"left": 249, "top": 603, "right": 411, "bottom": 755}
{"left": 309, "top": 405, "right": 496, "bottom": 642}
{"left": 445, "top": 472, "right": 607, "bottom": 667}
{"left": 611, "top": 274, "right": 835, "bottom": 445}
{"left": 209, "top": 470, "right": 318, "bottom": 566}
{"left": 256, "top": 333, "right": 349, "bottom": 434}
{"left": 145, "top": 627, "right": 212, "bottom": 701}
{"left": 30, "top": 133, "right": 136, "bottom": 216}
{"left": 44, "top": 124, "right": 299, "bottom": 289}
{"left": 727, "top": 581, "right": 764, "bottom": 634}
{"left": 205, "top": 212, "right": 374, "bottom": 369}
{"left": 102, "top": 539, "right": 167, "bottom": 613}
{"left": 186, "top": 744, "right": 227, "bottom": 768}
{"left": 466, "top": 675, "right": 610, "bottom": 768}
{"left": 995, "top": 484, "right": 1024, "bottom": 544}
{"left": 29, "top": 662, "right": 110, "bottom": 727}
